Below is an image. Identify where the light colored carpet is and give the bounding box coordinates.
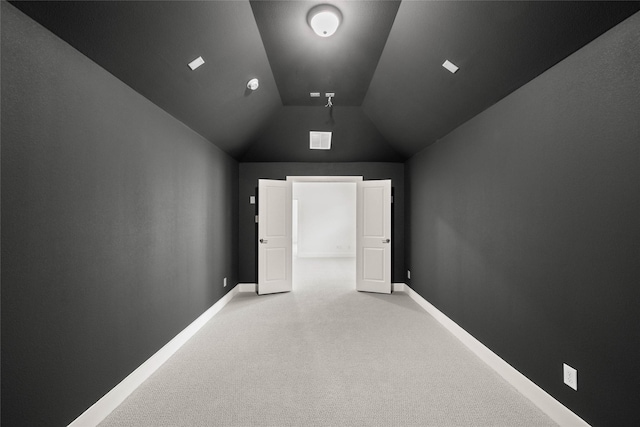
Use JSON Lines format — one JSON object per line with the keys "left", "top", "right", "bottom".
{"left": 100, "top": 257, "right": 556, "bottom": 426}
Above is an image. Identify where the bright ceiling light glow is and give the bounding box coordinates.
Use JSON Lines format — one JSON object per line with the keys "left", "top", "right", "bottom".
{"left": 310, "top": 12, "right": 339, "bottom": 37}
{"left": 308, "top": 5, "right": 342, "bottom": 37}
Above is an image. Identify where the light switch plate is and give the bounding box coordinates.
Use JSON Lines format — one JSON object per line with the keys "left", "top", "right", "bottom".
{"left": 250, "top": 196, "right": 255, "bottom": 204}
{"left": 563, "top": 363, "right": 577, "bottom": 390}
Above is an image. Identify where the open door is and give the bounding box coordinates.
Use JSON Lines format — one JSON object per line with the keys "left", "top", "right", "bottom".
{"left": 258, "top": 179, "right": 292, "bottom": 295}
{"left": 356, "top": 180, "right": 392, "bottom": 294}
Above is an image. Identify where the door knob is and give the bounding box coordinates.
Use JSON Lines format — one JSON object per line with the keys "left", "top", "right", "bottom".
{"left": 383, "top": 239, "right": 390, "bottom": 243}
{"left": 260, "top": 238, "right": 268, "bottom": 244}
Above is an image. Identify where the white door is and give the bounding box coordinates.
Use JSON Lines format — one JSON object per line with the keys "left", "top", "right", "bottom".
{"left": 258, "top": 179, "right": 292, "bottom": 295}
{"left": 356, "top": 180, "right": 392, "bottom": 293}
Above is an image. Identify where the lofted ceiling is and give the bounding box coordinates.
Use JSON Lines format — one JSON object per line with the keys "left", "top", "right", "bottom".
{"left": 9, "top": 1, "right": 640, "bottom": 162}
{"left": 251, "top": 0, "right": 400, "bottom": 106}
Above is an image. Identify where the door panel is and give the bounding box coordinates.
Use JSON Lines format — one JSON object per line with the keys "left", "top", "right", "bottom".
{"left": 363, "top": 248, "right": 385, "bottom": 281}
{"left": 356, "top": 180, "right": 391, "bottom": 293}
{"left": 363, "top": 186, "right": 385, "bottom": 236}
{"left": 265, "top": 248, "right": 286, "bottom": 281}
{"left": 266, "top": 186, "right": 287, "bottom": 236}
{"left": 258, "top": 179, "right": 292, "bottom": 295}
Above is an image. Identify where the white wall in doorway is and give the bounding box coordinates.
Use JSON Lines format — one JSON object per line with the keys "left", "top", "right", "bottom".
{"left": 293, "top": 182, "right": 356, "bottom": 258}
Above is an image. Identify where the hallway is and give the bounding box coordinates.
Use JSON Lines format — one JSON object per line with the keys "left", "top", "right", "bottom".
{"left": 4, "top": 2, "right": 640, "bottom": 424}
{"left": 100, "top": 258, "right": 555, "bottom": 426}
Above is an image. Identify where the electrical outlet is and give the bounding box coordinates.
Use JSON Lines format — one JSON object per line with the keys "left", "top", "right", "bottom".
{"left": 563, "top": 363, "right": 577, "bottom": 390}
{"left": 223, "top": 277, "right": 227, "bottom": 288}
{"left": 407, "top": 270, "right": 411, "bottom": 279}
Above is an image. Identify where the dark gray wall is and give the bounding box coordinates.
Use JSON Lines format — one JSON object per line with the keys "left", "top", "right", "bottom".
{"left": 239, "top": 163, "right": 404, "bottom": 284}
{"left": 1, "top": 4, "right": 238, "bottom": 426}
{"left": 240, "top": 107, "right": 404, "bottom": 162}
{"left": 406, "top": 12, "right": 640, "bottom": 427}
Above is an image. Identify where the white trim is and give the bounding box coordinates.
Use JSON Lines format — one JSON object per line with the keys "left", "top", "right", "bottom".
{"left": 397, "top": 284, "right": 590, "bottom": 427}
{"left": 68, "top": 284, "right": 242, "bottom": 427}
{"left": 392, "top": 283, "right": 406, "bottom": 292}
{"left": 296, "top": 252, "right": 356, "bottom": 258}
{"left": 286, "top": 175, "right": 363, "bottom": 182}
{"left": 238, "top": 283, "right": 257, "bottom": 293}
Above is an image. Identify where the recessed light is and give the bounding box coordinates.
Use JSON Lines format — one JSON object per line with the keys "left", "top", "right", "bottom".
{"left": 442, "top": 60, "right": 459, "bottom": 73}
{"left": 188, "top": 56, "right": 205, "bottom": 71}
{"left": 310, "top": 92, "right": 321, "bottom": 98}
{"left": 247, "top": 78, "right": 259, "bottom": 91}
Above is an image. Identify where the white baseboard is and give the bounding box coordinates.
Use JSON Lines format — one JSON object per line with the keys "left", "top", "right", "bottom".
{"left": 238, "top": 283, "right": 256, "bottom": 292}
{"left": 68, "top": 284, "right": 242, "bottom": 427}
{"left": 392, "top": 283, "right": 406, "bottom": 292}
{"left": 397, "top": 284, "right": 589, "bottom": 427}
{"left": 70, "top": 282, "right": 586, "bottom": 426}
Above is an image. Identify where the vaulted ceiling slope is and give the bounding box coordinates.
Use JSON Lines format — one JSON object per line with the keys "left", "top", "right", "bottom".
{"left": 363, "top": 1, "right": 640, "bottom": 157}
{"left": 9, "top": 0, "right": 281, "bottom": 159}
{"left": 10, "top": 1, "right": 640, "bottom": 162}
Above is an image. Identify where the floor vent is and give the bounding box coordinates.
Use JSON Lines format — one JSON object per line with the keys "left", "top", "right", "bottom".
{"left": 309, "top": 131, "right": 332, "bottom": 150}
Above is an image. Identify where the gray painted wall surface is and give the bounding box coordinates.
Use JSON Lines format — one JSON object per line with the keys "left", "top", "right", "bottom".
{"left": 240, "top": 107, "right": 404, "bottom": 162}
{"left": 406, "top": 12, "right": 640, "bottom": 426}
{"left": 1, "top": 4, "right": 238, "bottom": 425}
{"left": 239, "top": 163, "right": 404, "bottom": 283}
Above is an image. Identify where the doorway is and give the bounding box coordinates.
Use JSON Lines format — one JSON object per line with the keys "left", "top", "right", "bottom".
{"left": 257, "top": 176, "right": 391, "bottom": 295}
{"left": 292, "top": 181, "right": 357, "bottom": 291}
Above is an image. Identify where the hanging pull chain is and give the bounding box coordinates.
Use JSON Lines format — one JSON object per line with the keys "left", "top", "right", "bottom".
{"left": 325, "top": 96, "right": 333, "bottom": 108}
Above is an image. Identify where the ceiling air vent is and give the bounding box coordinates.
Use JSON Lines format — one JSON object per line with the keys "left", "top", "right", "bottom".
{"left": 309, "top": 131, "right": 332, "bottom": 150}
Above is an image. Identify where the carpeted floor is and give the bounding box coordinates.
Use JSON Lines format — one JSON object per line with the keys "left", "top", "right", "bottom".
{"left": 100, "top": 257, "right": 556, "bottom": 426}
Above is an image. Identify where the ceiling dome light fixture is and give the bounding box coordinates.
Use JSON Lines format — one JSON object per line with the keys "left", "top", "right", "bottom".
{"left": 308, "top": 4, "right": 342, "bottom": 37}
{"left": 247, "top": 78, "right": 259, "bottom": 91}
